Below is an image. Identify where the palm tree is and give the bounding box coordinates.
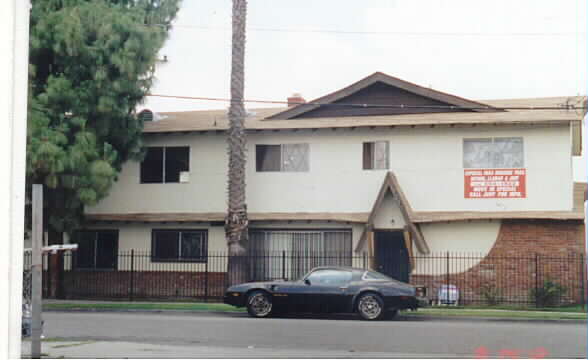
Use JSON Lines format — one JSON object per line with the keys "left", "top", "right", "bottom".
{"left": 226, "top": 0, "right": 249, "bottom": 286}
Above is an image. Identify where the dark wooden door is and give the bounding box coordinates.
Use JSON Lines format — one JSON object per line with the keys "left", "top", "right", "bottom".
{"left": 374, "top": 231, "right": 409, "bottom": 282}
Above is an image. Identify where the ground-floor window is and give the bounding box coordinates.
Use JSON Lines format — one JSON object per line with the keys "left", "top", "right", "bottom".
{"left": 249, "top": 229, "right": 352, "bottom": 281}
{"left": 151, "top": 229, "right": 208, "bottom": 262}
{"left": 72, "top": 230, "right": 118, "bottom": 269}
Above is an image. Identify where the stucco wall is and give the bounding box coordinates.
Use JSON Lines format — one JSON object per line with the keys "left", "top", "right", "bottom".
{"left": 65, "top": 223, "right": 226, "bottom": 272}
{"left": 70, "top": 222, "right": 364, "bottom": 271}
{"left": 87, "top": 123, "right": 573, "bottom": 215}
{"left": 372, "top": 193, "right": 406, "bottom": 230}
{"left": 413, "top": 220, "right": 501, "bottom": 275}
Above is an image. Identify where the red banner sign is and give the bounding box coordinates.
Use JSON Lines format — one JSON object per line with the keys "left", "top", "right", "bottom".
{"left": 464, "top": 168, "right": 526, "bottom": 198}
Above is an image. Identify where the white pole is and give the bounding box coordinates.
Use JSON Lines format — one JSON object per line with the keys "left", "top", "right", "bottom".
{"left": 0, "top": 0, "right": 30, "bottom": 358}
{"left": 31, "top": 185, "right": 43, "bottom": 358}
{"left": 584, "top": 115, "right": 587, "bottom": 335}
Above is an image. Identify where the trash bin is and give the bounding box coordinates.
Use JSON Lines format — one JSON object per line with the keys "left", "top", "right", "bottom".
{"left": 21, "top": 303, "right": 31, "bottom": 337}
{"left": 437, "top": 284, "right": 459, "bottom": 305}
{"left": 21, "top": 303, "right": 43, "bottom": 338}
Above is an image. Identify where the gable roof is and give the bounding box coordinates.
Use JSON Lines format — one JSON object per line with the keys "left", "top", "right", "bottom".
{"left": 355, "top": 172, "right": 430, "bottom": 255}
{"left": 266, "top": 72, "right": 500, "bottom": 120}
{"left": 144, "top": 96, "right": 584, "bottom": 134}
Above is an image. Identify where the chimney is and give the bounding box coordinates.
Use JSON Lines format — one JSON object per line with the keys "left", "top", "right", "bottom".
{"left": 287, "top": 93, "right": 306, "bottom": 107}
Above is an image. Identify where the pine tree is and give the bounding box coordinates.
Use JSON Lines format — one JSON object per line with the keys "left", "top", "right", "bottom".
{"left": 26, "top": 0, "right": 180, "bottom": 243}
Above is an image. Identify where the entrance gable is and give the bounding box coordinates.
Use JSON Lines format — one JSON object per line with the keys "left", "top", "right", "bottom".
{"left": 355, "top": 171, "right": 430, "bottom": 255}
{"left": 372, "top": 192, "right": 406, "bottom": 229}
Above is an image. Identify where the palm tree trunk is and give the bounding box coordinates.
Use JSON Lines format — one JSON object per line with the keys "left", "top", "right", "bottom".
{"left": 226, "top": 0, "right": 249, "bottom": 286}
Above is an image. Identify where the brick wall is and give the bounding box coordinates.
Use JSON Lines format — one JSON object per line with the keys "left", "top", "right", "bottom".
{"left": 63, "top": 271, "right": 228, "bottom": 300}
{"left": 411, "top": 219, "right": 586, "bottom": 305}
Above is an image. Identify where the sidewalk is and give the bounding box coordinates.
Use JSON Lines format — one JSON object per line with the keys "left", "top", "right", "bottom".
{"left": 20, "top": 340, "right": 463, "bottom": 359}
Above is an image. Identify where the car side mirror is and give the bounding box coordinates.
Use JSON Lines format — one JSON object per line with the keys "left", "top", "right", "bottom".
{"left": 304, "top": 279, "right": 311, "bottom": 286}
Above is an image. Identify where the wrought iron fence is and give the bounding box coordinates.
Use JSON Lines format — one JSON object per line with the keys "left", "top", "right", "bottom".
{"left": 44, "top": 251, "right": 586, "bottom": 307}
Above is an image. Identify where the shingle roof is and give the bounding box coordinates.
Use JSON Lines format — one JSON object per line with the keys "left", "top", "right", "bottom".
{"left": 266, "top": 72, "right": 501, "bottom": 120}
{"left": 143, "top": 96, "right": 584, "bottom": 134}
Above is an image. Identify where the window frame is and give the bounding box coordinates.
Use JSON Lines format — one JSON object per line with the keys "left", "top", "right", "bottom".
{"left": 362, "top": 141, "right": 390, "bottom": 170}
{"left": 462, "top": 137, "right": 524, "bottom": 169}
{"left": 255, "top": 143, "right": 310, "bottom": 172}
{"left": 304, "top": 269, "right": 353, "bottom": 286}
{"left": 151, "top": 229, "right": 208, "bottom": 263}
{"left": 72, "top": 229, "right": 119, "bottom": 270}
{"left": 140, "top": 146, "right": 190, "bottom": 184}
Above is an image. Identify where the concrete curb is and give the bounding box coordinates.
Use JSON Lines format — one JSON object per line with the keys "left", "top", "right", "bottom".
{"left": 400, "top": 314, "right": 586, "bottom": 324}
{"left": 43, "top": 307, "right": 587, "bottom": 323}
{"left": 43, "top": 307, "right": 245, "bottom": 315}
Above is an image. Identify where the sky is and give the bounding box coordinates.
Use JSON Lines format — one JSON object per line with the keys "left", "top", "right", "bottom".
{"left": 142, "top": 0, "right": 587, "bottom": 180}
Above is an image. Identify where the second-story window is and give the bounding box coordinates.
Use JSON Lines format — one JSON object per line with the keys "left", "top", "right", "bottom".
{"left": 140, "top": 146, "right": 190, "bottom": 183}
{"left": 463, "top": 137, "right": 524, "bottom": 168}
{"left": 256, "top": 144, "right": 309, "bottom": 172}
{"left": 363, "top": 141, "right": 389, "bottom": 170}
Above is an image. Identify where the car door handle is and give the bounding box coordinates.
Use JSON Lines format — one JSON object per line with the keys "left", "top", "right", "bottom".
{"left": 340, "top": 287, "right": 348, "bottom": 290}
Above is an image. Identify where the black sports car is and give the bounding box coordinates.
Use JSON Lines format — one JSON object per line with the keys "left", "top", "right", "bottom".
{"left": 224, "top": 266, "right": 427, "bottom": 320}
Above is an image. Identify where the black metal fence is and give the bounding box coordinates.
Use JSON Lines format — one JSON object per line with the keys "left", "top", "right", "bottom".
{"left": 23, "top": 252, "right": 51, "bottom": 299}
{"left": 45, "top": 251, "right": 586, "bottom": 307}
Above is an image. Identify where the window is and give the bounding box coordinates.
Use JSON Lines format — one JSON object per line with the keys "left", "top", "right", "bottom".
{"left": 72, "top": 230, "right": 118, "bottom": 269}
{"left": 256, "top": 144, "right": 309, "bottom": 172}
{"left": 152, "top": 229, "right": 207, "bottom": 262}
{"left": 362, "top": 271, "right": 392, "bottom": 281}
{"left": 140, "top": 146, "right": 189, "bottom": 183}
{"left": 363, "top": 141, "right": 389, "bottom": 170}
{"left": 249, "top": 230, "right": 352, "bottom": 280}
{"left": 463, "top": 137, "right": 524, "bottom": 168}
{"left": 306, "top": 269, "right": 352, "bottom": 286}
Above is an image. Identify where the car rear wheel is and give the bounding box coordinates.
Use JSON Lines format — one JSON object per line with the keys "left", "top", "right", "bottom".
{"left": 356, "top": 293, "right": 384, "bottom": 320}
{"left": 246, "top": 291, "right": 273, "bottom": 318}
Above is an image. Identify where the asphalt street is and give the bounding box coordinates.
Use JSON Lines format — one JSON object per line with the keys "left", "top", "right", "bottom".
{"left": 34, "top": 311, "right": 587, "bottom": 358}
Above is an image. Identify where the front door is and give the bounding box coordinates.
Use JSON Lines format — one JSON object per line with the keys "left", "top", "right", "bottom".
{"left": 374, "top": 231, "right": 409, "bottom": 282}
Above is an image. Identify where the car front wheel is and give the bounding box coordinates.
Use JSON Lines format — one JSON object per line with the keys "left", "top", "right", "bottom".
{"left": 246, "top": 291, "right": 273, "bottom": 318}
{"left": 356, "top": 293, "right": 384, "bottom": 320}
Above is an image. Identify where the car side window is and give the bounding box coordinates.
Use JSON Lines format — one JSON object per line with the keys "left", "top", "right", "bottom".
{"left": 362, "top": 271, "right": 391, "bottom": 281}
{"left": 306, "top": 270, "right": 352, "bottom": 286}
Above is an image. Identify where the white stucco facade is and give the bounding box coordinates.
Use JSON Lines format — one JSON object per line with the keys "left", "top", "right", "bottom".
{"left": 79, "top": 121, "right": 575, "bottom": 275}
{"left": 413, "top": 220, "right": 501, "bottom": 274}
{"left": 87, "top": 123, "right": 573, "bottom": 215}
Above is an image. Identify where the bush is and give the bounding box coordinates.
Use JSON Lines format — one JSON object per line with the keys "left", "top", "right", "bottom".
{"left": 480, "top": 284, "right": 501, "bottom": 305}
{"left": 529, "top": 279, "right": 567, "bottom": 307}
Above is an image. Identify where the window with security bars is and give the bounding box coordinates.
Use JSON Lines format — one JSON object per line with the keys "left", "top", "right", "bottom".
{"left": 256, "top": 144, "right": 309, "bottom": 172}
{"left": 151, "top": 229, "right": 208, "bottom": 262}
{"left": 363, "top": 141, "right": 389, "bottom": 170}
{"left": 249, "top": 230, "right": 352, "bottom": 281}
{"left": 463, "top": 137, "right": 524, "bottom": 168}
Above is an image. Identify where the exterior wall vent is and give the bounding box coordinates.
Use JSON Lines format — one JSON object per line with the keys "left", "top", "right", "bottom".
{"left": 138, "top": 109, "right": 154, "bottom": 122}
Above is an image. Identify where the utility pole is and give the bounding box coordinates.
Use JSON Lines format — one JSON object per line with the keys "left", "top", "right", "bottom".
{"left": 31, "top": 185, "right": 43, "bottom": 358}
